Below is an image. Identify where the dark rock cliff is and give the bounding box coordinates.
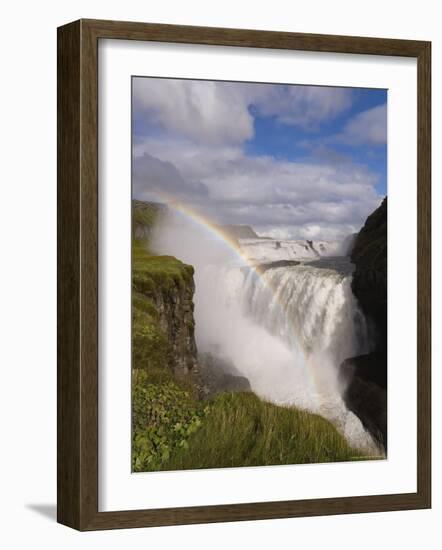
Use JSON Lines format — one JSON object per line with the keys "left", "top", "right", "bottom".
{"left": 340, "top": 353, "right": 387, "bottom": 448}
{"left": 351, "top": 197, "right": 387, "bottom": 352}
{"left": 341, "top": 198, "right": 388, "bottom": 450}
{"left": 150, "top": 277, "right": 198, "bottom": 376}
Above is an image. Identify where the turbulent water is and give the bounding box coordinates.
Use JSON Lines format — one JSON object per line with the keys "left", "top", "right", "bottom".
{"left": 242, "top": 261, "right": 369, "bottom": 371}
{"left": 152, "top": 213, "right": 380, "bottom": 454}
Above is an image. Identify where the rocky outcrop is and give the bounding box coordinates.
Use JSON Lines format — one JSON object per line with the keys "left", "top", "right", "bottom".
{"left": 197, "top": 353, "right": 251, "bottom": 397}
{"left": 132, "top": 200, "right": 198, "bottom": 378}
{"left": 342, "top": 198, "right": 388, "bottom": 450}
{"left": 150, "top": 277, "right": 198, "bottom": 376}
{"left": 351, "top": 197, "right": 387, "bottom": 352}
{"left": 306, "top": 240, "right": 321, "bottom": 257}
{"left": 340, "top": 354, "right": 387, "bottom": 447}
{"left": 132, "top": 252, "right": 198, "bottom": 378}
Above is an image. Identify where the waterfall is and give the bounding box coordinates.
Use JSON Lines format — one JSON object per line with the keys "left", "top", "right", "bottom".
{"left": 242, "top": 264, "right": 370, "bottom": 373}
{"left": 152, "top": 211, "right": 380, "bottom": 453}
{"left": 194, "top": 261, "right": 378, "bottom": 453}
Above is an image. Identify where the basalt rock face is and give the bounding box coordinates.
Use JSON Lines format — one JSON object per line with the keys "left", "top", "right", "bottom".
{"left": 340, "top": 353, "right": 387, "bottom": 448}
{"left": 342, "top": 198, "right": 388, "bottom": 451}
{"left": 351, "top": 197, "right": 387, "bottom": 352}
{"left": 150, "top": 279, "right": 198, "bottom": 376}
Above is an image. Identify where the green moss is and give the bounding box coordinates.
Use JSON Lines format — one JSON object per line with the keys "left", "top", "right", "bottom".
{"left": 132, "top": 291, "right": 158, "bottom": 318}
{"left": 132, "top": 239, "right": 194, "bottom": 296}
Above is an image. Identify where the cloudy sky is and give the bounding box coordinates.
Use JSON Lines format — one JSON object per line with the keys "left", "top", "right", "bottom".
{"left": 132, "top": 77, "right": 387, "bottom": 240}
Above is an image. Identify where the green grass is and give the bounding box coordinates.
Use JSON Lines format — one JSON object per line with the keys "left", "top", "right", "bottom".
{"left": 155, "top": 392, "right": 363, "bottom": 471}
{"left": 132, "top": 239, "right": 194, "bottom": 295}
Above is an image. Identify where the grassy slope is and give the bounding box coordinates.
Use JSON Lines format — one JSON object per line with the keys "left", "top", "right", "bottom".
{"left": 133, "top": 239, "right": 194, "bottom": 295}
{"left": 133, "top": 368, "right": 363, "bottom": 472}
{"left": 157, "top": 392, "right": 362, "bottom": 471}
{"left": 132, "top": 200, "right": 364, "bottom": 472}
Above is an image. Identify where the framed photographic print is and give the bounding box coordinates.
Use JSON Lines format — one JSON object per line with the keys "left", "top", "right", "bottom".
{"left": 57, "top": 19, "right": 431, "bottom": 530}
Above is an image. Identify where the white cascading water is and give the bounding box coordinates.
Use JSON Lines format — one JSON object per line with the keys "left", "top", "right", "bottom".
{"left": 152, "top": 211, "right": 380, "bottom": 454}
{"left": 242, "top": 264, "right": 370, "bottom": 374}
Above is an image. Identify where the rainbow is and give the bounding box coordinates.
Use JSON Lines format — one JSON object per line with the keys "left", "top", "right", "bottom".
{"left": 148, "top": 193, "right": 318, "bottom": 381}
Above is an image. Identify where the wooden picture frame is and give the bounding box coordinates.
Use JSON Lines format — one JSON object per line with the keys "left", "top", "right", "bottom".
{"left": 57, "top": 18, "right": 431, "bottom": 531}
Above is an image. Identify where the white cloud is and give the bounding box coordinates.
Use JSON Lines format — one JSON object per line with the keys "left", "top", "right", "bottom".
{"left": 337, "top": 103, "right": 387, "bottom": 145}
{"left": 132, "top": 79, "right": 384, "bottom": 240}
{"left": 133, "top": 136, "right": 382, "bottom": 240}
{"left": 133, "top": 79, "right": 255, "bottom": 145}
{"left": 133, "top": 78, "right": 354, "bottom": 146}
